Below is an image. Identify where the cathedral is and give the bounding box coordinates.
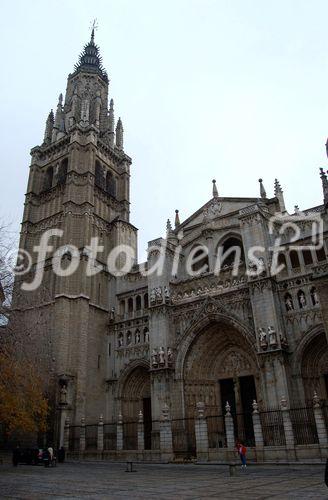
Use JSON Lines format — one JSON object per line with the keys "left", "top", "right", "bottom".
{"left": 16, "top": 32, "right": 328, "bottom": 458}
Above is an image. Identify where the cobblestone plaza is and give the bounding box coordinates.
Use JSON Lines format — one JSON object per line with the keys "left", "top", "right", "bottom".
{"left": 0, "top": 462, "right": 327, "bottom": 499}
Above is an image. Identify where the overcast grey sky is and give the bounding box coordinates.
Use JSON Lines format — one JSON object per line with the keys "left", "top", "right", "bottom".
{"left": 1, "top": 0, "right": 328, "bottom": 259}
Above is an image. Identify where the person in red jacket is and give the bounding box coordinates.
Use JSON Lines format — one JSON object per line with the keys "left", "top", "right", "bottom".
{"left": 236, "top": 441, "right": 247, "bottom": 468}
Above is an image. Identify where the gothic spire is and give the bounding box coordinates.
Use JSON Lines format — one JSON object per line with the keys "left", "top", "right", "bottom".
{"left": 274, "top": 178, "right": 286, "bottom": 212}
{"left": 52, "top": 94, "right": 65, "bottom": 141}
{"left": 320, "top": 168, "right": 328, "bottom": 207}
{"left": 43, "top": 110, "right": 54, "bottom": 144}
{"left": 74, "top": 30, "right": 108, "bottom": 82}
{"left": 175, "top": 209, "right": 180, "bottom": 228}
{"left": 258, "top": 178, "right": 267, "bottom": 199}
{"left": 108, "top": 98, "right": 115, "bottom": 147}
{"left": 116, "top": 117, "right": 124, "bottom": 150}
{"left": 212, "top": 179, "right": 219, "bottom": 198}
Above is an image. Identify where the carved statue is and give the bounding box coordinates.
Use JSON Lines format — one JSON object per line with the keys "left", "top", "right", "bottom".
{"left": 258, "top": 327, "right": 267, "bottom": 347}
{"left": 110, "top": 307, "right": 115, "bottom": 320}
{"left": 150, "top": 288, "right": 156, "bottom": 304}
{"left": 164, "top": 286, "right": 170, "bottom": 302}
{"left": 312, "top": 289, "right": 319, "bottom": 305}
{"left": 151, "top": 349, "right": 158, "bottom": 367}
{"left": 118, "top": 333, "right": 124, "bottom": 347}
{"left": 60, "top": 384, "right": 68, "bottom": 405}
{"left": 268, "top": 326, "right": 277, "bottom": 347}
{"left": 299, "top": 292, "right": 306, "bottom": 308}
{"left": 159, "top": 346, "right": 165, "bottom": 365}
{"left": 144, "top": 330, "right": 150, "bottom": 343}
{"left": 126, "top": 332, "right": 132, "bottom": 345}
{"left": 155, "top": 287, "right": 163, "bottom": 302}
{"left": 135, "top": 331, "right": 141, "bottom": 343}
{"left": 167, "top": 347, "right": 173, "bottom": 364}
{"left": 285, "top": 295, "right": 294, "bottom": 311}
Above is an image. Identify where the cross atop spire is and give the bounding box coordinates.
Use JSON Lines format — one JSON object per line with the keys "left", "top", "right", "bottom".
{"left": 74, "top": 25, "right": 108, "bottom": 82}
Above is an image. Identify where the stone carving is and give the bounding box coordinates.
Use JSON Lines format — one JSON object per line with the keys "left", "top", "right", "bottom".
{"left": 118, "top": 333, "right": 124, "bottom": 348}
{"left": 135, "top": 331, "right": 141, "bottom": 343}
{"left": 252, "top": 400, "right": 259, "bottom": 413}
{"left": 126, "top": 331, "right": 132, "bottom": 345}
{"left": 225, "top": 401, "right": 231, "bottom": 416}
{"left": 313, "top": 391, "right": 320, "bottom": 408}
{"left": 155, "top": 287, "right": 163, "bottom": 302}
{"left": 312, "top": 289, "right": 319, "bottom": 306}
{"left": 159, "top": 346, "right": 165, "bottom": 365}
{"left": 280, "top": 395, "right": 288, "bottom": 410}
{"left": 299, "top": 292, "right": 307, "bottom": 309}
{"left": 167, "top": 347, "right": 173, "bottom": 365}
{"left": 151, "top": 349, "right": 158, "bottom": 367}
{"left": 164, "top": 286, "right": 170, "bottom": 303}
{"left": 60, "top": 384, "right": 68, "bottom": 404}
{"left": 285, "top": 295, "right": 294, "bottom": 311}
{"left": 150, "top": 288, "right": 156, "bottom": 304}
{"left": 268, "top": 326, "right": 277, "bottom": 347}
{"left": 196, "top": 401, "right": 205, "bottom": 418}
{"left": 258, "top": 327, "right": 267, "bottom": 349}
{"left": 279, "top": 334, "right": 288, "bottom": 349}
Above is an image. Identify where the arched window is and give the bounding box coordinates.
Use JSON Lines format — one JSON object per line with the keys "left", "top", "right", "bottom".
{"left": 136, "top": 295, "right": 142, "bottom": 311}
{"left": 143, "top": 327, "right": 149, "bottom": 343}
{"left": 44, "top": 166, "right": 53, "bottom": 191}
{"left": 190, "top": 245, "right": 209, "bottom": 274}
{"left": 106, "top": 171, "right": 116, "bottom": 197}
{"left": 284, "top": 293, "right": 294, "bottom": 311}
{"left": 120, "top": 300, "right": 125, "bottom": 315}
{"left": 297, "top": 290, "right": 307, "bottom": 309}
{"left": 217, "top": 237, "right": 245, "bottom": 268}
{"left": 302, "top": 249, "right": 313, "bottom": 266}
{"left": 57, "top": 158, "right": 68, "bottom": 185}
{"left": 310, "top": 287, "right": 319, "bottom": 306}
{"left": 144, "top": 293, "right": 149, "bottom": 309}
{"left": 95, "top": 161, "right": 104, "bottom": 189}
{"left": 290, "top": 250, "right": 300, "bottom": 268}
{"left": 316, "top": 246, "right": 326, "bottom": 262}
{"left": 276, "top": 253, "right": 287, "bottom": 274}
{"left": 128, "top": 297, "right": 133, "bottom": 313}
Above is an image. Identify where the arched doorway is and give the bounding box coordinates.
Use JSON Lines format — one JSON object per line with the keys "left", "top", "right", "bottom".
{"left": 182, "top": 319, "right": 260, "bottom": 446}
{"left": 120, "top": 364, "right": 152, "bottom": 449}
{"left": 301, "top": 331, "right": 328, "bottom": 403}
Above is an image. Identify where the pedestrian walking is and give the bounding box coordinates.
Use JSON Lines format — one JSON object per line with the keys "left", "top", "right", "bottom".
{"left": 236, "top": 441, "right": 247, "bottom": 469}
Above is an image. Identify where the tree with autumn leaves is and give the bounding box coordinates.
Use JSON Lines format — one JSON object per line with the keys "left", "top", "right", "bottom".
{"left": 0, "top": 222, "right": 53, "bottom": 441}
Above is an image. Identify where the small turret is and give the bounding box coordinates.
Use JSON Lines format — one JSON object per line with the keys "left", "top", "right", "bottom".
{"left": 116, "top": 117, "right": 124, "bottom": 150}
{"left": 43, "top": 110, "right": 54, "bottom": 144}
{"left": 212, "top": 179, "right": 219, "bottom": 198}
{"left": 258, "top": 178, "right": 267, "bottom": 199}
{"left": 320, "top": 168, "right": 328, "bottom": 207}
{"left": 274, "top": 178, "right": 286, "bottom": 212}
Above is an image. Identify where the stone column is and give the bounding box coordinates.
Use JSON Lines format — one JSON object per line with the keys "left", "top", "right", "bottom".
{"left": 138, "top": 411, "right": 145, "bottom": 451}
{"left": 194, "top": 402, "right": 209, "bottom": 461}
{"left": 224, "top": 402, "right": 235, "bottom": 449}
{"left": 160, "top": 404, "right": 173, "bottom": 462}
{"left": 63, "top": 417, "right": 70, "bottom": 451}
{"left": 117, "top": 413, "right": 123, "bottom": 451}
{"left": 313, "top": 392, "right": 328, "bottom": 449}
{"left": 97, "top": 415, "right": 104, "bottom": 452}
{"left": 280, "top": 396, "right": 295, "bottom": 460}
{"left": 252, "top": 400, "right": 264, "bottom": 461}
{"left": 80, "top": 417, "right": 86, "bottom": 452}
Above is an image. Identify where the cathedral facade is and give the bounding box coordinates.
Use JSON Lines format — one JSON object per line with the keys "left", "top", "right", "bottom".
{"left": 16, "top": 33, "right": 328, "bottom": 453}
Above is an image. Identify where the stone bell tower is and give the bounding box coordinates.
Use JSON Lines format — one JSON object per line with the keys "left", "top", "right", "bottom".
{"left": 15, "top": 30, "right": 137, "bottom": 437}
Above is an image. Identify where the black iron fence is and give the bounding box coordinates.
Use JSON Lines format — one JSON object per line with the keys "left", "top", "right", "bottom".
{"left": 206, "top": 415, "right": 226, "bottom": 448}
{"left": 290, "top": 407, "right": 318, "bottom": 445}
{"left": 172, "top": 417, "right": 196, "bottom": 459}
{"left": 66, "top": 403, "right": 327, "bottom": 453}
{"left": 104, "top": 423, "right": 116, "bottom": 451}
{"left": 69, "top": 425, "right": 80, "bottom": 451}
{"left": 85, "top": 425, "right": 97, "bottom": 450}
{"left": 260, "top": 409, "right": 286, "bottom": 446}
